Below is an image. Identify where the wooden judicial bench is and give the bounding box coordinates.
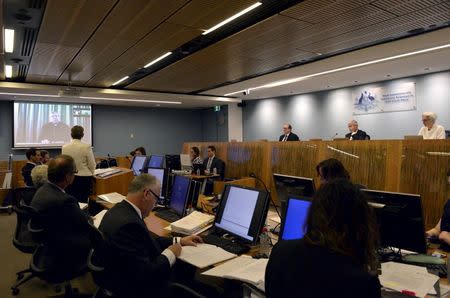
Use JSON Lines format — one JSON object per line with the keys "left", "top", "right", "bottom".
{"left": 182, "top": 140, "right": 450, "bottom": 230}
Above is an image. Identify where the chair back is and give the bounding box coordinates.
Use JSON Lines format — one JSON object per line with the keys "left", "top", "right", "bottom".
{"left": 13, "top": 187, "right": 37, "bottom": 206}
{"left": 12, "top": 204, "right": 40, "bottom": 253}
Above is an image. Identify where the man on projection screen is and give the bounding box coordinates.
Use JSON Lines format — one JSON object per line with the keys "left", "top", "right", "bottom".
{"left": 38, "top": 111, "right": 71, "bottom": 144}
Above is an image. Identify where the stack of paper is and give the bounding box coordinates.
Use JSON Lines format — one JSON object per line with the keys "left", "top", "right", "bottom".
{"left": 178, "top": 243, "right": 236, "bottom": 268}
{"left": 379, "top": 262, "right": 440, "bottom": 298}
{"left": 170, "top": 211, "right": 214, "bottom": 235}
{"left": 202, "top": 255, "right": 268, "bottom": 286}
{"left": 93, "top": 209, "right": 108, "bottom": 228}
{"left": 78, "top": 202, "right": 88, "bottom": 210}
{"left": 94, "top": 168, "right": 122, "bottom": 178}
{"left": 98, "top": 192, "right": 126, "bottom": 204}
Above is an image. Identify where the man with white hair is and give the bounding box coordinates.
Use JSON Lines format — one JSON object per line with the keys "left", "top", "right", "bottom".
{"left": 345, "top": 120, "right": 369, "bottom": 140}
{"left": 418, "top": 112, "right": 445, "bottom": 139}
{"left": 99, "top": 174, "right": 203, "bottom": 297}
{"left": 31, "top": 164, "right": 48, "bottom": 188}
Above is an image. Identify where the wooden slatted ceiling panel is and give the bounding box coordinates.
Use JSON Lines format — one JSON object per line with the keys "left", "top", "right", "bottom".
{"left": 56, "top": 0, "right": 188, "bottom": 85}
{"left": 280, "top": 0, "right": 373, "bottom": 24}
{"left": 26, "top": 0, "right": 115, "bottom": 84}
{"left": 129, "top": 0, "right": 448, "bottom": 93}
{"left": 85, "top": 22, "right": 199, "bottom": 87}
{"left": 167, "top": 0, "right": 257, "bottom": 29}
{"left": 85, "top": 0, "right": 258, "bottom": 87}
{"left": 372, "top": 0, "right": 445, "bottom": 15}
{"left": 127, "top": 14, "right": 314, "bottom": 92}
{"left": 127, "top": 2, "right": 396, "bottom": 93}
{"left": 302, "top": 2, "right": 450, "bottom": 54}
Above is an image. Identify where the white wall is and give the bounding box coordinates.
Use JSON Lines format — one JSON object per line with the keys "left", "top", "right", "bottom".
{"left": 228, "top": 103, "right": 243, "bottom": 141}
{"left": 243, "top": 71, "right": 450, "bottom": 140}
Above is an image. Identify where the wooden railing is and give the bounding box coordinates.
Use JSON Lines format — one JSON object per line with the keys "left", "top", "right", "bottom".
{"left": 183, "top": 140, "right": 450, "bottom": 229}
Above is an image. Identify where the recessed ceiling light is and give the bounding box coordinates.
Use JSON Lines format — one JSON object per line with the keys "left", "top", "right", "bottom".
{"left": 4, "top": 29, "right": 14, "bottom": 53}
{"left": 144, "top": 52, "right": 172, "bottom": 68}
{"left": 386, "top": 74, "right": 391, "bottom": 77}
{"left": 354, "top": 80, "right": 358, "bottom": 83}
{"left": 112, "top": 76, "right": 129, "bottom": 86}
{"left": 5, "top": 65, "right": 12, "bottom": 78}
{"left": 424, "top": 67, "right": 430, "bottom": 70}
{"left": 202, "top": 2, "right": 262, "bottom": 35}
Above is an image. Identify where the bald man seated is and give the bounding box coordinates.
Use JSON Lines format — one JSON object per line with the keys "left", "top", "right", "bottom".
{"left": 98, "top": 174, "right": 203, "bottom": 298}
{"left": 345, "top": 120, "right": 370, "bottom": 140}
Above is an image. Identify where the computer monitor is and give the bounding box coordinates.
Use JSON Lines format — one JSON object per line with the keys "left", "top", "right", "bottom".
{"left": 130, "top": 156, "right": 147, "bottom": 176}
{"left": 165, "top": 154, "right": 181, "bottom": 171}
{"left": 180, "top": 154, "right": 192, "bottom": 170}
{"left": 146, "top": 168, "right": 167, "bottom": 199}
{"left": 362, "top": 189, "right": 427, "bottom": 254}
{"left": 214, "top": 185, "right": 269, "bottom": 244}
{"left": 148, "top": 155, "right": 164, "bottom": 168}
{"left": 273, "top": 173, "right": 316, "bottom": 217}
{"left": 279, "top": 196, "right": 312, "bottom": 241}
{"left": 169, "top": 175, "right": 191, "bottom": 217}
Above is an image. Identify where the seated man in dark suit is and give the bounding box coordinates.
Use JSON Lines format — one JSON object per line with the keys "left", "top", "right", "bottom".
{"left": 99, "top": 174, "right": 203, "bottom": 298}
{"left": 31, "top": 154, "right": 91, "bottom": 279}
{"left": 278, "top": 123, "right": 300, "bottom": 141}
{"left": 345, "top": 120, "right": 370, "bottom": 140}
{"left": 203, "top": 145, "right": 225, "bottom": 180}
{"left": 21, "top": 148, "right": 41, "bottom": 187}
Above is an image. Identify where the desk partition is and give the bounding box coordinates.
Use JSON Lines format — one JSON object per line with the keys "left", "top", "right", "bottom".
{"left": 183, "top": 140, "right": 450, "bottom": 229}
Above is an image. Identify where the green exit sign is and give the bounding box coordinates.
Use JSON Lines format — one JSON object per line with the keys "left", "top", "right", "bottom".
{"left": 214, "top": 105, "right": 221, "bottom": 112}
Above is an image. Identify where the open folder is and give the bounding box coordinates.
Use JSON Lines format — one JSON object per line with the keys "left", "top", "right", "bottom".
{"left": 178, "top": 243, "right": 236, "bottom": 269}
{"left": 202, "top": 255, "right": 268, "bottom": 286}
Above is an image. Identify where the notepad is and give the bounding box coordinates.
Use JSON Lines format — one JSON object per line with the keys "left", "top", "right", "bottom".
{"left": 178, "top": 243, "right": 236, "bottom": 269}
{"left": 93, "top": 209, "right": 108, "bottom": 228}
{"left": 170, "top": 211, "right": 214, "bottom": 235}
{"left": 202, "top": 255, "right": 268, "bottom": 285}
{"left": 379, "top": 262, "right": 439, "bottom": 298}
{"left": 98, "top": 192, "right": 125, "bottom": 204}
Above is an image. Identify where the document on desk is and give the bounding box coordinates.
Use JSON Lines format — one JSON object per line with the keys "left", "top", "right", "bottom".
{"left": 78, "top": 202, "right": 88, "bottom": 210}
{"left": 98, "top": 192, "right": 125, "bottom": 204}
{"left": 93, "top": 209, "right": 108, "bottom": 228}
{"left": 170, "top": 211, "right": 214, "bottom": 235}
{"left": 379, "top": 262, "right": 439, "bottom": 298}
{"left": 178, "top": 243, "right": 236, "bottom": 269}
{"left": 202, "top": 255, "right": 268, "bottom": 286}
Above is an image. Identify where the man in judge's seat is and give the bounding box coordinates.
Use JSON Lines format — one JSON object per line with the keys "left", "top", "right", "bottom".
{"left": 203, "top": 145, "right": 225, "bottom": 180}
{"left": 38, "top": 111, "right": 71, "bottom": 144}
{"left": 31, "top": 155, "right": 91, "bottom": 278}
{"left": 345, "top": 120, "right": 370, "bottom": 140}
{"left": 21, "top": 148, "right": 41, "bottom": 187}
{"left": 99, "top": 174, "right": 203, "bottom": 298}
{"left": 278, "top": 123, "right": 300, "bottom": 141}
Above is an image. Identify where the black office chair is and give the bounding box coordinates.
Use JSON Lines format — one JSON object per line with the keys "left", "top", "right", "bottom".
{"left": 13, "top": 187, "right": 37, "bottom": 206}
{"left": 12, "top": 208, "right": 88, "bottom": 297}
{"left": 86, "top": 222, "right": 114, "bottom": 298}
{"left": 10, "top": 204, "right": 40, "bottom": 295}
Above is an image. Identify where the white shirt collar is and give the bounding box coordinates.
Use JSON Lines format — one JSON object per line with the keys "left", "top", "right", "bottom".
{"left": 124, "top": 198, "right": 142, "bottom": 219}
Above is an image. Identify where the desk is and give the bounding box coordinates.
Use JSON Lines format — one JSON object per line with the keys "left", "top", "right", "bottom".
{"left": 92, "top": 167, "right": 133, "bottom": 196}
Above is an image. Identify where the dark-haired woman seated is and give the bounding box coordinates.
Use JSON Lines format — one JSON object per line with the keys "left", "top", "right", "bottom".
{"left": 265, "top": 179, "right": 381, "bottom": 298}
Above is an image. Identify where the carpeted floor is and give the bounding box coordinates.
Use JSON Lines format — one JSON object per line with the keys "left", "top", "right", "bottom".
{"left": 0, "top": 212, "right": 96, "bottom": 298}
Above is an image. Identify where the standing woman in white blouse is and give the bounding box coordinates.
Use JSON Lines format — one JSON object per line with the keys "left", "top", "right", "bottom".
{"left": 418, "top": 112, "right": 446, "bottom": 139}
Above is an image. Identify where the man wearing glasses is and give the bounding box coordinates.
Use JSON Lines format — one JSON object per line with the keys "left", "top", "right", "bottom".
{"left": 31, "top": 154, "right": 92, "bottom": 278}
{"left": 99, "top": 174, "right": 203, "bottom": 298}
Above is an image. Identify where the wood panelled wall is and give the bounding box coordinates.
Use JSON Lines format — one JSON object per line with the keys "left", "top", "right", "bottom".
{"left": 183, "top": 140, "right": 450, "bottom": 229}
